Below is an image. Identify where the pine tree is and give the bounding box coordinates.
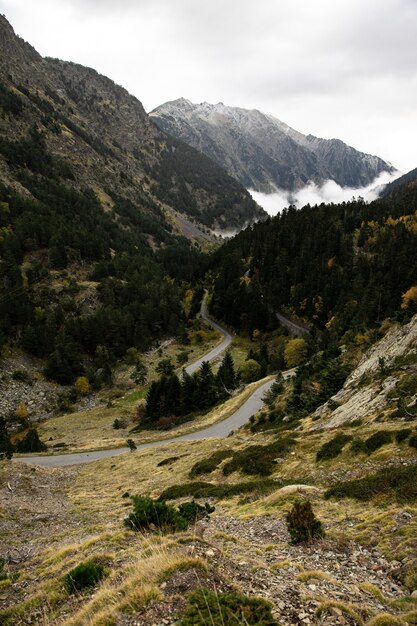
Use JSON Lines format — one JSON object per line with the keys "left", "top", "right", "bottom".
{"left": 217, "top": 351, "right": 237, "bottom": 392}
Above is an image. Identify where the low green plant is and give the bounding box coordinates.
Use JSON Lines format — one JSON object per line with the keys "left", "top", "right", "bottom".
{"left": 124, "top": 495, "right": 214, "bottom": 532}
{"left": 409, "top": 433, "right": 417, "bottom": 450}
{"left": 177, "top": 501, "right": 215, "bottom": 522}
{"left": 178, "top": 588, "right": 276, "bottom": 625}
{"left": 364, "top": 430, "right": 392, "bottom": 453}
{"left": 12, "top": 370, "right": 32, "bottom": 385}
{"left": 158, "top": 479, "right": 277, "bottom": 502}
{"left": 64, "top": 560, "right": 106, "bottom": 594}
{"left": 325, "top": 464, "right": 417, "bottom": 502}
{"left": 286, "top": 500, "right": 325, "bottom": 544}
{"left": 395, "top": 429, "right": 412, "bottom": 443}
{"left": 222, "top": 437, "right": 295, "bottom": 477}
{"left": 316, "top": 433, "right": 352, "bottom": 462}
{"left": 190, "top": 449, "right": 234, "bottom": 477}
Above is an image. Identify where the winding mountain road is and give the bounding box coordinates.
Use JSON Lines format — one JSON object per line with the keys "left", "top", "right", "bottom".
{"left": 16, "top": 302, "right": 290, "bottom": 468}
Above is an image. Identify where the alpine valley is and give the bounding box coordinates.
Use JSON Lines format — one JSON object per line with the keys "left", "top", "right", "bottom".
{"left": 0, "top": 14, "right": 417, "bottom": 626}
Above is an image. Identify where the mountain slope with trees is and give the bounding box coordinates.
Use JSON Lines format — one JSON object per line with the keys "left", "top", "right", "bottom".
{"left": 208, "top": 169, "right": 417, "bottom": 340}
{"left": 0, "top": 15, "right": 265, "bottom": 392}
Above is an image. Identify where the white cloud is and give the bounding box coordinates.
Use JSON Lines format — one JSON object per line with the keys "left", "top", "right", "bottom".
{"left": 249, "top": 171, "right": 400, "bottom": 216}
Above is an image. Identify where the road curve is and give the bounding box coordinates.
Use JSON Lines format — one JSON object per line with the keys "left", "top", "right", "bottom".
{"left": 184, "top": 298, "right": 232, "bottom": 375}
{"left": 16, "top": 374, "right": 295, "bottom": 468}
{"left": 16, "top": 299, "right": 233, "bottom": 468}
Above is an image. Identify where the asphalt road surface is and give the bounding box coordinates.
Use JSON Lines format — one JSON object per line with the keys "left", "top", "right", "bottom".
{"left": 16, "top": 303, "right": 291, "bottom": 468}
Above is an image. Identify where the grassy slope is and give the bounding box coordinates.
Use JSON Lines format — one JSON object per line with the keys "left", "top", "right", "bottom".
{"left": 2, "top": 324, "right": 417, "bottom": 625}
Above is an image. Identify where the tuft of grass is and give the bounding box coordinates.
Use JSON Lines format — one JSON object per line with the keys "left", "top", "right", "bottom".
{"left": 64, "top": 560, "right": 107, "bottom": 594}
{"left": 178, "top": 588, "right": 277, "bottom": 625}
{"left": 297, "top": 569, "right": 337, "bottom": 583}
{"left": 359, "top": 582, "right": 387, "bottom": 604}
{"left": 316, "top": 600, "right": 364, "bottom": 625}
{"left": 366, "top": 614, "right": 407, "bottom": 625}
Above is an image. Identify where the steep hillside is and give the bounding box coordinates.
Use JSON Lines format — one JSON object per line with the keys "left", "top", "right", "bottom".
{"left": 379, "top": 167, "right": 417, "bottom": 198}
{"left": 208, "top": 178, "right": 417, "bottom": 339}
{"left": 1, "top": 314, "right": 416, "bottom": 626}
{"left": 0, "top": 16, "right": 262, "bottom": 232}
{"left": 150, "top": 99, "right": 394, "bottom": 192}
{"left": 0, "top": 15, "right": 266, "bottom": 405}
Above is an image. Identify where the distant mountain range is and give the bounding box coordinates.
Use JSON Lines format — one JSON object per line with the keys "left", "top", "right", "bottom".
{"left": 151, "top": 99, "right": 395, "bottom": 193}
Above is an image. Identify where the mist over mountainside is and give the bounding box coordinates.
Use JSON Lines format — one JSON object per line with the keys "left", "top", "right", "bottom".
{"left": 151, "top": 98, "right": 395, "bottom": 194}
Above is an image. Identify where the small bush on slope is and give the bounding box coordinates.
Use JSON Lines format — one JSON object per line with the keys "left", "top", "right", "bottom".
{"left": 286, "top": 500, "right": 325, "bottom": 544}
{"left": 159, "top": 480, "right": 277, "bottom": 501}
{"left": 178, "top": 588, "right": 277, "bottom": 625}
{"left": 222, "top": 437, "right": 295, "bottom": 477}
{"left": 64, "top": 560, "right": 106, "bottom": 594}
{"left": 124, "top": 495, "right": 214, "bottom": 532}
{"left": 189, "top": 449, "right": 234, "bottom": 477}
{"left": 316, "top": 434, "right": 352, "bottom": 462}
{"left": 325, "top": 464, "right": 417, "bottom": 502}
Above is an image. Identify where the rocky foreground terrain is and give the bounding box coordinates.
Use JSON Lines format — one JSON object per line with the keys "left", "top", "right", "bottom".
{"left": 0, "top": 315, "right": 416, "bottom": 625}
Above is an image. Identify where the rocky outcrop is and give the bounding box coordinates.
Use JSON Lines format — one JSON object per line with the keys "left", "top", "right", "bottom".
{"left": 150, "top": 99, "right": 394, "bottom": 192}
{"left": 311, "top": 315, "right": 417, "bottom": 429}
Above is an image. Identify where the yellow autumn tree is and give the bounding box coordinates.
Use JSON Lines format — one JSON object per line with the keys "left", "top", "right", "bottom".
{"left": 284, "top": 338, "right": 308, "bottom": 368}
{"left": 401, "top": 286, "right": 417, "bottom": 310}
{"left": 75, "top": 376, "right": 90, "bottom": 396}
{"left": 16, "top": 401, "right": 28, "bottom": 420}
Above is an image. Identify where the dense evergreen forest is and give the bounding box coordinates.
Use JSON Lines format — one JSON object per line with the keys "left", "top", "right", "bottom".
{"left": 0, "top": 125, "right": 203, "bottom": 385}
{"left": 209, "top": 183, "right": 417, "bottom": 342}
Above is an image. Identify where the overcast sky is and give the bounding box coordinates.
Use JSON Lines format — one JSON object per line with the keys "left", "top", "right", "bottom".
{"left": 1, "top": 0, "right": 416, "bottom": 174}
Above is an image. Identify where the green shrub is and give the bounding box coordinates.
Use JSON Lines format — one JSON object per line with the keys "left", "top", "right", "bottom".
{"left": 325, "top": 464, "right": 417, "bottom": 502}
{"left": 409, "top": 434, "right": 417, "bottom": 450}
{"left": 286, "top": 500, "right": 325, "bottom": 544}
{"left": 189, "top": 449, "right": 234, "bottom": 477}
{"left": 316, "top": 434, "right": 352, "bottom": 462}
{"left": 177, "top": 501, "right": 215, "bottom": 522}
{"left": 178, "top": 588, "right": 276, "bottom": 625}
{"left": 396, "top": 374, "right": 417, "bottom": 396}
{"left": 222, "top": 437, "right": 295, "bottom": 477}
{"left": 158, "top": 479, "right": 277, "bottom": 502}
{"left": 395, "top": 429, "right": 412, "bottom": 443}
{"left": 350, "top": 438, "right": 368, "bottom": 454}
{"left": 124, "top": 495, "right": 187, "bottom": 532}
{"left": 124, "top": 495, "right": 214, "bottom": 532}
{"left": 364, "top": 430, "right": 393, "bottom": 453}
{"left": 64, "top": 560, "right": 106, "bottom": 594}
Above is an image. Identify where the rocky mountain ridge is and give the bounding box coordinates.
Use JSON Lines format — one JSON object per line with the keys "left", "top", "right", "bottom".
{"left": 0, "top": 16, "right": 263, "bottom": 234}
{"left": 150, "top": 98, "right": 395, "bottom": 193}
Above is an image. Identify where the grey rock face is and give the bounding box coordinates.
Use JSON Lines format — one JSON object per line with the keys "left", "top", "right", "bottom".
{"left": 151, "top": 99, "right": 394, "bottom": 192}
